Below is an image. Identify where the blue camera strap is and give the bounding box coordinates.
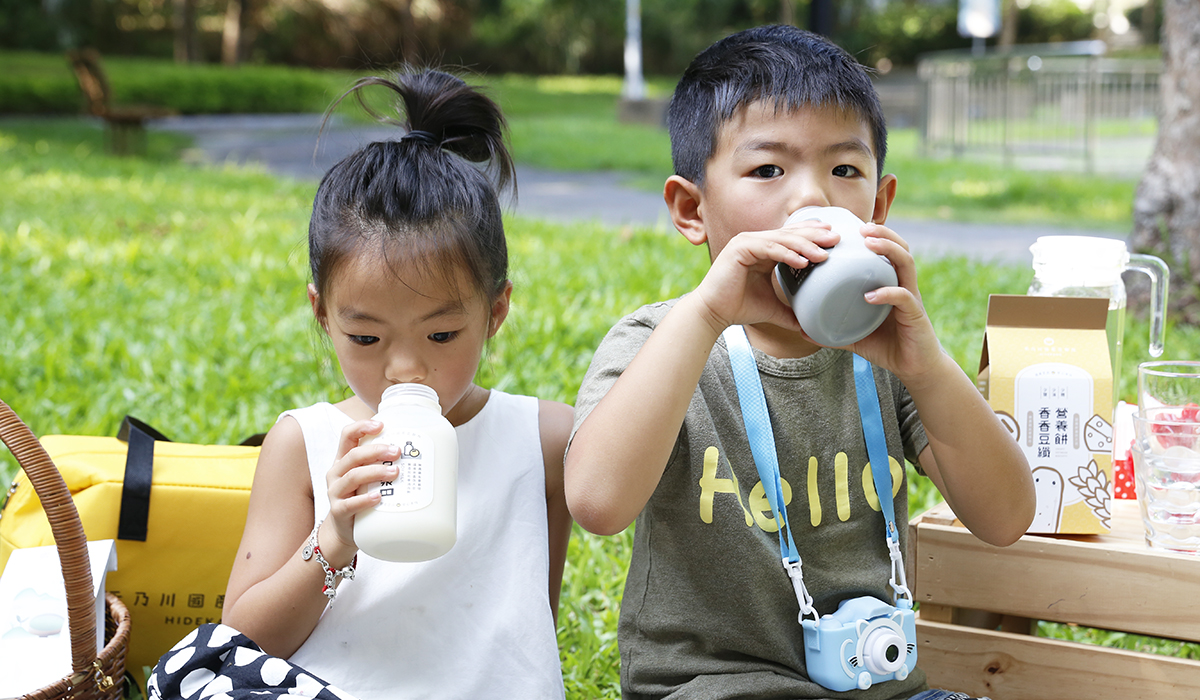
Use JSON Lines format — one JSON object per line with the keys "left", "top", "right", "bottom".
{"left": 722, "top": 325, "right": 912, "bottom": 623}
{"left": 849, "top": 342, "right": 913, "bottom": 608}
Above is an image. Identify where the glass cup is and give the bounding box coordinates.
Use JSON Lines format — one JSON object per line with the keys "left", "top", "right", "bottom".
{"left": 1138, "top": 361, "right": 1200, "bottom": 411}
{"left": 1130, "top": 406, "right": 1200, "bottom": 553}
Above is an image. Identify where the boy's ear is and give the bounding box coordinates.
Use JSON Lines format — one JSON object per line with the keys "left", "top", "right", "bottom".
{"left": 871, "top": 173, "right": 898, "bottom": 225}
{"left": 308, "top": 284, "right": 329, "bottom": 333}
{"left": 664, "top": 175, "right": 708, "bottom": 246}
{"left": 488, "top": 281, "right": 513, "bottom": 339}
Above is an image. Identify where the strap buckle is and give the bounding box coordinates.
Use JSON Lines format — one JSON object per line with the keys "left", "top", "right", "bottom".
{"left": 886, "top": 526, "right": 912, "bottom": 604}
{"left": 783, "top": 557, "right": 817, "bottom": 623}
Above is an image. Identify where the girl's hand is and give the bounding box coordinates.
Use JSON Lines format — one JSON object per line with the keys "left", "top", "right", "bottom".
{"left": 321, "top": 420, "right": 400, "bottom": 565}
{"left": 844, "top": 223, "right": 944, "bottom": 382}
{"left": 691, "top": 220, "right": 839, "bottom": 333}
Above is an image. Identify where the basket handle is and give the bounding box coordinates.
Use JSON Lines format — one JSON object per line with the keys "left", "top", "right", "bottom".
{"left": 0, "top": 400, "right": 99, "bottom": 682}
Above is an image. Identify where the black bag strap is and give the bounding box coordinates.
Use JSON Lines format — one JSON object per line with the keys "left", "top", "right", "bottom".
{"left": 117, "top": 415, "right": 168, "bottom": 542}
{"left": 114, "top": 416, "right": 262, "bottom": 541}
{"left": 239, "top": 433, "right": 266, "bottom": 447}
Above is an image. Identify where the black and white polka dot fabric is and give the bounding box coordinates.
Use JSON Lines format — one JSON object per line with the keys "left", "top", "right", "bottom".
{"left": 149, "top": 623, "right": 358, "bottom": 700}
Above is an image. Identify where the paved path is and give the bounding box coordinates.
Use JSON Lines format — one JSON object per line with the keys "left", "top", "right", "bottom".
{"left": 152, "top": 113, "right": 1126, "bottom": 265}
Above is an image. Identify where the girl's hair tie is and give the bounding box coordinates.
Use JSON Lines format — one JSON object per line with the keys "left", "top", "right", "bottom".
{"left": 401, "top": 129, "right": 439, "bottom": 147}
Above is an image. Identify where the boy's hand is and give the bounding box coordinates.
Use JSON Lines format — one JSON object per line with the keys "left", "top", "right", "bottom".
{"left": 691, "top": 220, "right": 839, "bottom": 334}
{"left": 844, "top": 223, "right": 944, "bottom": 384}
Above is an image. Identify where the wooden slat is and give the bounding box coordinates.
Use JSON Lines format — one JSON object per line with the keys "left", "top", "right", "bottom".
{"left": 910, "top": 500, "right": 1200, "bottom": 642}
{"left": 918, "top": 603, "right": 955, "bottom": 623}
{"left": 917, "top": 617, "right": 1200, "bottom": 700}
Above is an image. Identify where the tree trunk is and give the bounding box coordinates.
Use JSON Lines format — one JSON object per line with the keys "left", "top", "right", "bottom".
{"left": 238, "top": 0, "right": 263, "bottom": 63}
{"left": 999, "top": 0, "right": 1018, "bottom": 48}
{"left": 396, "top": 0, "right": 417, "bottom": 65}
{"left": 1142, "top": 0, "right": 1158, "bottom": 44}
{"left": 173, "top": 0, "right": 197, "bottom": 63}
{"left": 809, "top": 0, "right": 834, "bottom": 36}
{"left": 779, "top": 0, "right": 793, "bottom": 27}
{"left": 222, "top": 0, "right": 242, "bottom": 66}
{"left": 1131, "top": 0, "right": 1200, "bottom": 323}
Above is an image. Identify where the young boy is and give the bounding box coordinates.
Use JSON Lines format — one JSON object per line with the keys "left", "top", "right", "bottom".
{"left": 564, "top": 25, "right": 1035, "bottom": 700}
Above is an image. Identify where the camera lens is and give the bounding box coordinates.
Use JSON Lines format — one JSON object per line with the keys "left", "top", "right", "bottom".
{"left": 862, "top": 625, "right": 907, "bottom": 675}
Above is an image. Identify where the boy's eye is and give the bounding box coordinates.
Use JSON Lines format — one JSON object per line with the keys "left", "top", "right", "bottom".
{"left": 429, "top": 331, "right": 458, "bottom": 343}
{"left": 832, "top": 164, "right": 861, "bottom": 178}
{"left": 349, "top": 335, "right": 379, "bottom": 346}
{"left": 752, "top": 164, "right": 783, "bottom": 179}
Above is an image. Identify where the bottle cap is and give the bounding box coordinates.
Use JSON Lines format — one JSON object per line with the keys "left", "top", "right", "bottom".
{"left": 380, "top": 383, "right": 442, "bottom": 411}
{"left": 1029, "top": 236, "right": 1128, "bottom": 286}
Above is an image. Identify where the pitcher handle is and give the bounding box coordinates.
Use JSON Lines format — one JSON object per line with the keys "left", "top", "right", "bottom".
{"left": 1127, "top": 253, "right": 1170, "bottom": 358}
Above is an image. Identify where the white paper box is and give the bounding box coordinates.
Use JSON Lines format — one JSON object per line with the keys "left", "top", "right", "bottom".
{"left": 0, "top": 540, "right": 118, "bottom": 699}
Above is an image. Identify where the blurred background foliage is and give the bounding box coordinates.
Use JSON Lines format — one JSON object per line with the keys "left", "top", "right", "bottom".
{"left": 0, "top": 0, "right": 1127, "bottom": 75}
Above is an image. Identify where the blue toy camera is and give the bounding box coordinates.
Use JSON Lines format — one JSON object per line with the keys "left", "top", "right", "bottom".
{"left": 801, "top": 595, "right": 917, "bottom": 692}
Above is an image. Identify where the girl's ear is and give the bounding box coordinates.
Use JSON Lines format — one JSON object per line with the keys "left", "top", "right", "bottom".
{"left": 871, "top": 173, "right": 898, "bottom": 225}
{"left": 488, "top": 281, "right": 513, "bottom": 338}
{"left": 308, "top": 284, "right": 329, "bottom": 333}
{"left": 664, "top": 175, "right": 708, "bottom": 246}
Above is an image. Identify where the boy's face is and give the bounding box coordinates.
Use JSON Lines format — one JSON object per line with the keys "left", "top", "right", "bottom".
{"left": 677, "top": 100, "right": 896, "bottom": 262}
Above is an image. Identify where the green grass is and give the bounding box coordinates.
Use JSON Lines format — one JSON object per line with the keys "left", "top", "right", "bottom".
{"left": 474, "top": 76, "right": 1141, "bottom": 231}
{"left": 1, "top": 50, "right": 1141, "bottom": 230}
{"left": 475, "top": 74, "right": 1141, "bottom": 231}
{"left": 3, "top": 108, "right": 1198, "bottom": 696}
{"left": 883, "top": 129, "right": 1139, "bottom": 230}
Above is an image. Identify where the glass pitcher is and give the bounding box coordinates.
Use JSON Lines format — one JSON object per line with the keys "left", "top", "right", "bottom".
{"left": 1027, "top": 235, "right": 1169, "bottom": 403}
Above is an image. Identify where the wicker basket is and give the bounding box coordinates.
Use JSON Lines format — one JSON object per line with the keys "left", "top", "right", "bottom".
{"left": 0, "top": 399, "right": 131, "bottom": 700}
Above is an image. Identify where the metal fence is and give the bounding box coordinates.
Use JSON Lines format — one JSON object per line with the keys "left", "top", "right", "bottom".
{"left": 918, "top": 41, "right": 1160, "bottom": 175}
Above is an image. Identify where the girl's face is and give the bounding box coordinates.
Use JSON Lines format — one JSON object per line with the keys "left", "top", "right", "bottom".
{"left": 311, "top": 252, "right": 510, "bottom": 426}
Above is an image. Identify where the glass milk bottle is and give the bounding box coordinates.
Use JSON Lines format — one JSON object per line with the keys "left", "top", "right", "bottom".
{"left": 354, "top": 383, "right": 458, "bottom": 562}
{"left": 1027, "top": 235, "right": 1169, "bottom": 404}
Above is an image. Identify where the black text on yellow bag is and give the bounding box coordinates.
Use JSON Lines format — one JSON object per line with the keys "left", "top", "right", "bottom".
{"left": 0, "top": 417, "right": 260, "bottom": 690}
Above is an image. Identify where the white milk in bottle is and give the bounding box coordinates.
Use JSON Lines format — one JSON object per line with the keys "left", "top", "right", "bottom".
{"left": 354, "top": 383, "right": 458, "bottom": 561}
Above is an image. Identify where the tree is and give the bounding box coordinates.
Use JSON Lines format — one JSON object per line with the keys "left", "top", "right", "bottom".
{"left": 172, "top": 0, "right": 198, "bottom": 63}
{"left": 1140, "top": 0, "right": 1158, "bottom": 44}
{"left": 999, "top": 0, "right": 1018, "bottom": 48}
{"left": 1131, "top": 0, "right": 1200, "bottom": 322}
{"left": 809, "top": 0, "right": 833, "bottom": 36}
{"left": 222, "top": 0, "right": 243, "bottom": 66}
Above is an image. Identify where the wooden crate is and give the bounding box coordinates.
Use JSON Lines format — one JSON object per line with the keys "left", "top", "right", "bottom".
{"left": 908, "top": 499, "right": 1200, "bottom": 699}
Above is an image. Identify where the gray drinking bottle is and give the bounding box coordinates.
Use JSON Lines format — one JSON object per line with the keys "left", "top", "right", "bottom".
{"left": 774, "top": 206, "right": 897, "bottom": 347}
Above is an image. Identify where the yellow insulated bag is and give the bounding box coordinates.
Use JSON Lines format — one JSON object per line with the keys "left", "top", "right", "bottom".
{"left": 0, "top": 417, "right": 260, "bottom": 689}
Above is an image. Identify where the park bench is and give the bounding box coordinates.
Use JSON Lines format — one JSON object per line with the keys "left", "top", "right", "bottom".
{"left": 67, "top": 49, "right": 176, "bottom": 155}
{"left": 909, "top": 499, "right": 1200, "bottom": 699}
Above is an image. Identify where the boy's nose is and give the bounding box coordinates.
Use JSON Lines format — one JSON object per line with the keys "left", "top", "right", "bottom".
{"left": 785, "top": 181, "right": 830, "bottom": 215}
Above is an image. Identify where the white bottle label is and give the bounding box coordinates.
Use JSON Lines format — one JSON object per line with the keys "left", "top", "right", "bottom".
{"left": 368, "top": 431, "right": 435, "bottom": 512}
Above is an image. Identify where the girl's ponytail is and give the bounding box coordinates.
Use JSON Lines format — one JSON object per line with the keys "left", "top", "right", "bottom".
{"left": 348, "top": 70, "right": 515, "bottom": 197}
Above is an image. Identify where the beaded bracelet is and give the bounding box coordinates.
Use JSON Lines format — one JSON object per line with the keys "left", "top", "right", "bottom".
{"left": 301, "top": 518, "right": 357, "bottom": 602}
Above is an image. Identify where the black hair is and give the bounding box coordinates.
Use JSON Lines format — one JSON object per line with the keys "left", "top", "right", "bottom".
{"left": 666, "top": 24, "right": 887, "bottom": 185}
{"left": 308, "top": 68, "right": 515, "bottom": 312}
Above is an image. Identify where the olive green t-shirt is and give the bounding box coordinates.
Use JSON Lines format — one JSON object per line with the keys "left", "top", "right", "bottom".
{"left": 571, "top": 299, "right": 931, "bottom": 700}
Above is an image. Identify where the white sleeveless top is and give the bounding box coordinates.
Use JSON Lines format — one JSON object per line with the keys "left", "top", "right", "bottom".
{"left": 283, "top": 391, "right": 565, "bottom": 700}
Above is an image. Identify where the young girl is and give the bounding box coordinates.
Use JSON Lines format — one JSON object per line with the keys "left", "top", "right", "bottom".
{"left": 149, "top": 69, "right": 573, "bottom": 700}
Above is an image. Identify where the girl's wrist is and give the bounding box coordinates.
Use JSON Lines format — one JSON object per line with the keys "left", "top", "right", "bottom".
{"left": 302, "top": 518, "right": 358, "bottom": 602}
{"left": 313, "top": 518, "right": 359, "bottom": 570}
